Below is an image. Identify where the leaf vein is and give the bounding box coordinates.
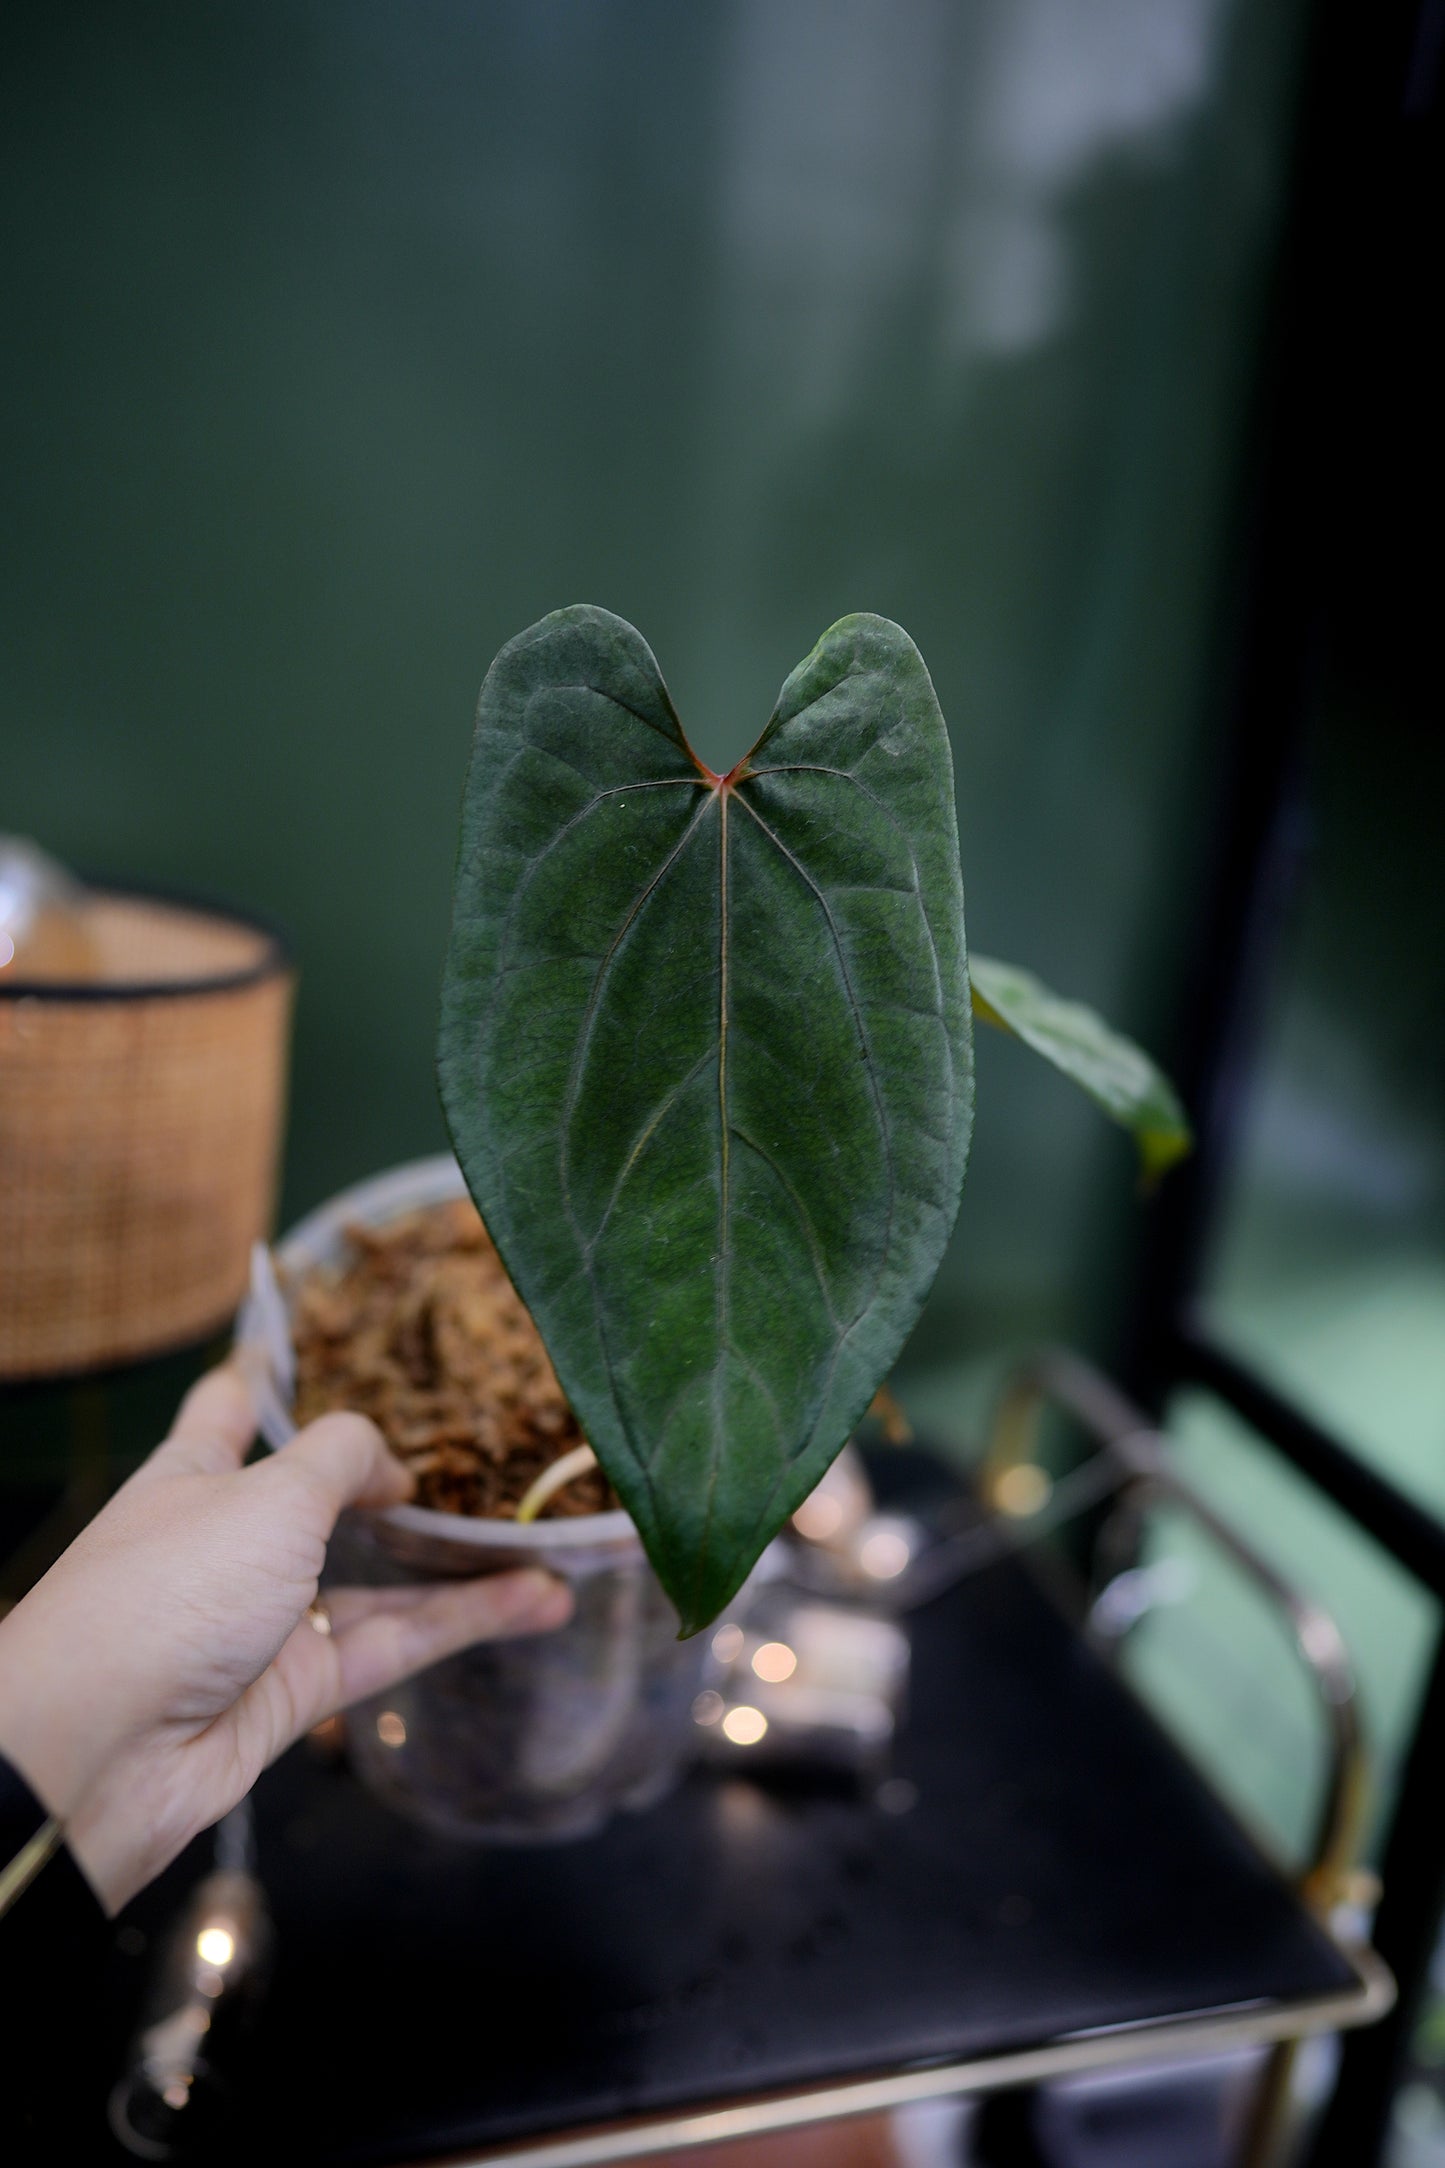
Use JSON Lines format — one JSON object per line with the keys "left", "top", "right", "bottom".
{"left": 731, "top": 792, "right": 896, "bottom": 1327}
{"left": 476, "top": 772, "right": 703, "bottom": 1040}
{"left": 746, "top": 753, "right": 959, "bottom": 1126}
{"left": 557, "top": 791, "right": 718, "bottom": 1499}
{"left": 584, "top": 1042, "right": 719, "bottom": 1253}
{"left": 731, "top": 1126, "right": 841, "bottom": 1331}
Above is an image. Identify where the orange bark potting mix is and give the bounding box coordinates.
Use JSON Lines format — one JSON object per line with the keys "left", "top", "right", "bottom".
{"left": 290, "top": 1198, "right": 616, "bottom": 1519}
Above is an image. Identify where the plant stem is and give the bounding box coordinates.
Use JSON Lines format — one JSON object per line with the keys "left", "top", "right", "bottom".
{"left": 515, "top": 1443, "right": 600, "bottom": 1525}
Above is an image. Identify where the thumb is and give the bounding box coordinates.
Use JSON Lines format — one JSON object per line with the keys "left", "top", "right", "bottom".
{"left": 261, "top": 1409, "right": 413, "bottom": 1520}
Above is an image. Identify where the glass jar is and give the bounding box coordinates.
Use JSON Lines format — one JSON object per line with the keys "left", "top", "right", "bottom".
{"left": 235, "top": 1155, "right": 706, "bottom": 1843}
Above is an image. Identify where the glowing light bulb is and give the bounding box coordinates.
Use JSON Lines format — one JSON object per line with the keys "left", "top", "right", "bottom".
{"left": 993, "top": 1463, "right": 1052, "bottom": 1517}
{"left": 792, "top": 1492, "right": 843, "bottom": 1541}
{"left": 195, "top": 1927, "right": 234, "bottom": 1968}
{"left": 751, "top": 1641, "right": 797, "bottom": 1683}
{"left": 858, "top": 1528, "right": 911, "bottom": 1580}
{"left": 722, "top": 1705, "right": 768, "bottom": 1747}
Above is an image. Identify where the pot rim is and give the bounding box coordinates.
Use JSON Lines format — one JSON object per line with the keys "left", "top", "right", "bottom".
{"left": 253, "top": 1153, "right": 641, "bottom": 1554}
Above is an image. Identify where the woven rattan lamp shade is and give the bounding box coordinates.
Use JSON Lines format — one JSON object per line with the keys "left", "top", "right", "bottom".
{"left": 0, "top": 890, "right": 293, "bottom": 1379}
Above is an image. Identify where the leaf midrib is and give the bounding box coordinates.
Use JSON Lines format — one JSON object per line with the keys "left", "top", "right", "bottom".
{"left": 508, "top": 732, "right": 933, "bottom": 1585}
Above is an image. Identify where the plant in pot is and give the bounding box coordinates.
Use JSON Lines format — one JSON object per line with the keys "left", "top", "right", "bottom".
{"left": 241, "top": 606, "right": 1189, "bottom": 1844}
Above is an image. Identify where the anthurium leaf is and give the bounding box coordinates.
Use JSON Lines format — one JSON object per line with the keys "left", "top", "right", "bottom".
{"left": 439, "top": 606, "right": 973, "bottom": 1633}
{"left": 969, "top": 953, "right": 1191, "bottom": 1183}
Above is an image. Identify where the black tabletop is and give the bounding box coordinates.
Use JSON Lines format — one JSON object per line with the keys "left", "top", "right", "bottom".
{"left": 94, "top": 1459, "right": 1357, "bottom": 2165}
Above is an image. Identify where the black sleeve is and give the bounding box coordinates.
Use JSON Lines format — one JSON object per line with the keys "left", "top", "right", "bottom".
{"left": 1, "top": 1753, "right": 114, "bottom": 2159}
{"left": 0, "top": 1751, "right": 106, "bottom": 1931}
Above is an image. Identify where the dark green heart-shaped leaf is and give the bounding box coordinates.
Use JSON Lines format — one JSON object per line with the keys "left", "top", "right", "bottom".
{"left": 439, "top": 606, "right": 973, "bottom": 1632}
{"left": 969, "top": 953, "right": 1192, "bottom": 1183}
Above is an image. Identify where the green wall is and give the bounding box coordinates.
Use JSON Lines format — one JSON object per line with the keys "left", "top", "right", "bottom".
{"left": 1, "top": 0, "right": 1309, "bottom": 1438}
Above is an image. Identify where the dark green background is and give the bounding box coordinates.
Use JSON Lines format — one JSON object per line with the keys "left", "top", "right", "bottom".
{"left": 2, "top": 0, "right": 1307, "bottom": 1430}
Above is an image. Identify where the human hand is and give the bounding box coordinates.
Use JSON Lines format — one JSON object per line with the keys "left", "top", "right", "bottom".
{"left": 0, "top": 1366, "right": 572, "bottom": 1912}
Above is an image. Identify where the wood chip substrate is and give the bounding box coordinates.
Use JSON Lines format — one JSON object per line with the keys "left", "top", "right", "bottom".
{"left": 290, "top": 1198, "right": 616, "bottom": 1519}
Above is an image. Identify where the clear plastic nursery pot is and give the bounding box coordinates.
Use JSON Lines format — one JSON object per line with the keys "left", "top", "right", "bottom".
{"left": 236, "top": 1156, "right": 708, "bottom": 1844}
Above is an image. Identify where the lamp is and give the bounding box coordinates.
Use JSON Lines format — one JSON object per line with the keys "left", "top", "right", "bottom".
{"left": 0, "top": 842, "right": 293, "bottom": 1380}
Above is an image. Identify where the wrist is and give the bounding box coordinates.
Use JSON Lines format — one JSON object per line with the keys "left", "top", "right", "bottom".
{"left": 0, "top": 1595, "right": 107, "bottom": 1823}
{"left": 64, "top": 1748, "right": 193, "bottom": 1915}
